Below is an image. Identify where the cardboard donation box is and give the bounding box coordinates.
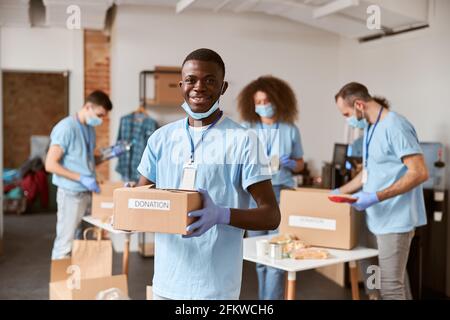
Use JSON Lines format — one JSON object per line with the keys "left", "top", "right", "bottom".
{"left": 113, "top": 186, "right": 202, "bottom": 235}
{"left": 280, "top": 188, "right": 357, "bottom": 250}
{"left": 49, "top": 230, "right": 128, "bottom": 300}
{"left": 154, "top": 66, "right": 182, "bottom": 105}
{"left": 92, "top": 182, "right": 124, "bottom": 221}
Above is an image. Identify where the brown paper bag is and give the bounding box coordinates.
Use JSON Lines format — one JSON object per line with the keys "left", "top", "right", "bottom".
{"left": 50, "top": 275, "right": 128, "bottom": 300}
{"left": 71, "top": 228, "right": 112, "bottom": 279}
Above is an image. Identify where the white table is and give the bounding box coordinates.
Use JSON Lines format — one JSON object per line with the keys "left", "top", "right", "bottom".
{"left": 82, "top": 216, "right": 133, "bottom": 275}
{"left": 243, "top": 235, "right": 379, "bottom": 300}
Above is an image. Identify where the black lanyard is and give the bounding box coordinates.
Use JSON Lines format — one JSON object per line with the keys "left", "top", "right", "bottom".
{"left": 185, "top": 111, "right": 223, "bottom": 164}
{"left": 364, "top": 107, "right": 384, "bottom": 168}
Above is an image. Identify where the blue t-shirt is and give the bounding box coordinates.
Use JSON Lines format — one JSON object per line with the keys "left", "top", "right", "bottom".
{"left": 137, "top": 116, "right": 271, "bottom": 299}
{"left": 242, "top": 121, "right": 304, "bottom": 188}
{"left": 50, "top": 116, "right": 96, "bottom": 192}
{"left": 363, "top": 111, "right": 427, "bottom": 235}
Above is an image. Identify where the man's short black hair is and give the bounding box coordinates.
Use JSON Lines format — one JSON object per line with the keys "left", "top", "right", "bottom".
{"left": 85, "top": 90, "right": 113, "bottom": 111}
{"left": 182, "top": 48, "right": 225, "bottom": 78}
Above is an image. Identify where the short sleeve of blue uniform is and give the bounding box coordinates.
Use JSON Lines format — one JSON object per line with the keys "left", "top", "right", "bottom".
{"left": 137, "top": 134, "right": 158, "bottom": 182}
{"left": 50, "top": 121, "right": 73, "bottom": 153}
{"left": 388, "top": 121, "right": 422, "bottom": 159}
{"left": 291, "top": 125, "right": 304, "bottom": 159}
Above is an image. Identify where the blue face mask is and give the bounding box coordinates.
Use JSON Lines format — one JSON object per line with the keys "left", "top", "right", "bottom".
{"left": 347, "top": 116, "right": 367, "bottom": 129}
{"left": 86, "top": 115, "right": 103, "bottom": 127}
{"left": 181, "top": 83, "right": 224, "bottom": 120}
{"left": 347, "top": 106, "right": 367, "bottom": 129}
{"left": 255, "top": 103, "right": 275, "bottom": 118}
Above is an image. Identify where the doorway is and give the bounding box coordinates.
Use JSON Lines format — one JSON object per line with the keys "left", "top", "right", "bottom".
{"left": 2, "top": 70, "right": 69, "bottom": 213}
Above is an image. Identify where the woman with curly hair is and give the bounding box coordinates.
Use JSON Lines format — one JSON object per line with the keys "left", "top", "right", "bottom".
{"left": 238, "top": 75, "right": 305, "bottom": 300}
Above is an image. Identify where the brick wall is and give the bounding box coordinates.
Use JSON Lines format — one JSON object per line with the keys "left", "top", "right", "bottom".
{"left": 84, "top": 30, "right": 110, "bottom": 180}
{"left": 2, "top": 72, "right": 68, "bottom": 168}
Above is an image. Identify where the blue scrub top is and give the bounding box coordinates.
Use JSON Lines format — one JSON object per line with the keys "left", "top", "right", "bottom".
{"left": 362, "top": 111, "right": 427, "bottom": 235}
{"left": 137, "top": 116, "right": 271, "bottom": 299}
{"left": 50, "top": 116, "right": 96, "bottom": 192}
{"left": 242, "top": 121, "right": 304, "bottom": 188}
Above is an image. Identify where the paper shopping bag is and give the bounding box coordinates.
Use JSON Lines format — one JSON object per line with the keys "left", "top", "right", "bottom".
{"left": 71, "top": 228, "right": 112, "bottom": 279}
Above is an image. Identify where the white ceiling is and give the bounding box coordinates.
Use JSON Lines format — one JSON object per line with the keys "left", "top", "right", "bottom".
{"left": 0, "top": 0, "right": 430, "bottom": 39}
{"left": 43, "top": 0, "right": 114, "bottom": 29}
{"left": 0, "top": 0, "right": 31, "bottom": 27}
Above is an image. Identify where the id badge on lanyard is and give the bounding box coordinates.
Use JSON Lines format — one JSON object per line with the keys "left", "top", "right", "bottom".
{"left": 180, "top": 161, "right": 197, "bottom": 191}
{"left": 269, "top": 155, "right": 280, "bottom": 175}
{"left": 182, "top": 111, "right": 223, "bottom": 191}
{"left": 88, "top": 155, "right": 95, "bottom": 172}
{"left": 261, "top": 122, "right": 279, "bottom": 175}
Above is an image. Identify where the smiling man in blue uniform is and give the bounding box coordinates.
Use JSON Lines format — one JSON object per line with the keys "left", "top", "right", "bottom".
{"left": 136, "top": 48, "right": 280, "bottom": 300}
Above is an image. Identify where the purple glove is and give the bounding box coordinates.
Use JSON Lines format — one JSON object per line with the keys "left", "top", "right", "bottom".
{"left": 280, "top": 155, "right": 297, "bottom": 171}
{"left": 183, "top": 189, "right": 231, "bottom": 238}
{"left": 351, "top": 191, "right": 380, "bottom": 211}
{"left": 79, "top": 175, "right": 100, "bottom": 193}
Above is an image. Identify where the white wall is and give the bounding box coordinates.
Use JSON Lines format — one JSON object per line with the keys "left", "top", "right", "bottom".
{"left": 0, "top": 27, "right": 84, "bottom": 114}
{"left": 110, "top": 5, "right": 342, "bottom": 179}
{"left": 338, "top": 0, "right": 450, "bottom": 178}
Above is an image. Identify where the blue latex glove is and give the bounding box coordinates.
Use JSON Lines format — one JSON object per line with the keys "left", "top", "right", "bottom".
{"left": 330, "top": 188, "right": 341, "bottom": 195}
{"left": 351, "top": 191, "right": 380, "bottom": 211}
{"left": 279, "top": 155, "right": 297, "bottom": 171}
{"left": 111, "top": 144, "right": 126, "bottom": 158}
{"left": 79, "top": 175, "right": 100, "bottom": 193}
{"left": 183, "top": 189, "right": 231, "bottom": 238}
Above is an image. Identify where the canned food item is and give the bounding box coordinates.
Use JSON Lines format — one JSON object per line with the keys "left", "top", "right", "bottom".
{"left": 256, "top": 239, "right": 269, "bottom": 257}
{"left": 269, "top": 243, "right": 282, "bottom": 260}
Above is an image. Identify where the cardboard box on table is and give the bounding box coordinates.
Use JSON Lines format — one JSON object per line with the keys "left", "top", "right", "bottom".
{"left": 280, "top": 188, "right": 358, "bottom": 250}
{"left": 113, "top": 186, "right": 202, "bottom": 235}
{"left": 280, "top": 188, "right": 358, "bottom": 287}
{"left": 92, "top": 182, "right": 124, "bottom": 222}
